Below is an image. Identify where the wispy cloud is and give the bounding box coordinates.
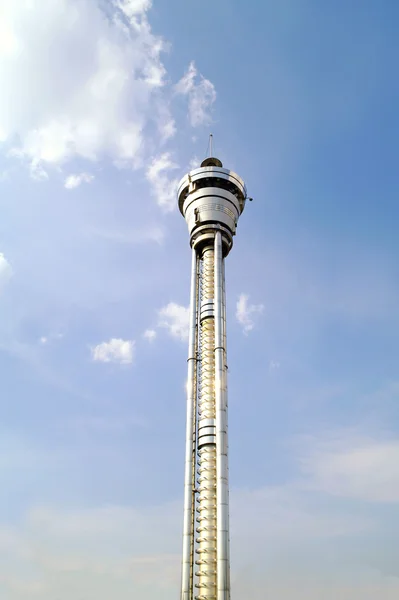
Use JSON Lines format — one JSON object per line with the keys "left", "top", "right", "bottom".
{"left": 236, "top": 293, "right": 264, "bottom": 334}
{"left": 91, "top": 339, "right": 135, "bottom": 365}
{"left": 64, "top": 172, "right": 94, "bottom": 189}
{"left": 38, "top": 332, "right": 63, "bottom": 345}
{"left": 29, "top": 159, "right": 49, "bottom": 182}
{"left": 0, "top": 483, "right": 383, "bottom": 600}
{"left": 146, "top": 153, "right": 179, "bottom": 211}
{"left": 0, "top": 500, "right": 181, "bottom": 599}
{"left": 299, "top": 429, "right": 399, "bottom": 503}
{"left": 143, "top": 329, "right": 157, "bottom": 342}
{"left": 188, "top": 155, "right": 200, "bottom": 170}
{"left": 0, "top": 253, "right": 12, "bottom": 291}
{"left": 0, "top": 0, "right": 167, "bottom": 172}
{"left": 156, "top": 105, "right": 176, "bottom": 142}
{"left": 158, "top": 303, "right": 189, "bottom": 341}
{"left": 175, "top": 61, "right": 216, "bottom": 127}
{"left": 116, "top": 0, "right": 154, "bottom": 22}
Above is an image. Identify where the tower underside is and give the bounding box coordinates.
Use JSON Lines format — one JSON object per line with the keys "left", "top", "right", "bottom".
{"left": 179, "top": 159, "right": 246, "bottom": 600}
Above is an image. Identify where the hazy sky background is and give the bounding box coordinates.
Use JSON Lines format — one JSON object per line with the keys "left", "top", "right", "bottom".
{"left": 1, "top": 0, "right": 399, "bottom": 598}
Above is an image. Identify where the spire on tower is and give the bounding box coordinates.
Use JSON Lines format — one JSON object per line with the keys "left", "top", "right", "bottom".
{"left": 201, "top": 133, "right": 223, "bottom": 168}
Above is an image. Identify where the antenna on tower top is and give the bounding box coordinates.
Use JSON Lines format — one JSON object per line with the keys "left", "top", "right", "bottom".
{"left": 201, "top": 133, "right": 223, "bottom": 168}
{"left": 205, "top": 133, "right": 214, "bottom": 158}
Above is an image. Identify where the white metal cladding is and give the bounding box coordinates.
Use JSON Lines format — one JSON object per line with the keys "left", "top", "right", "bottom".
{"left": 177, "top": 167, "right": 247, "bottom": 215}
{"left": 182, "top": 187, "right": 241, "bottom": 237}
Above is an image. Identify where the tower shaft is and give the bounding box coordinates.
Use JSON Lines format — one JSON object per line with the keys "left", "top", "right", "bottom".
{"left": 178, "top": 157, "right": 247, "bottom": 600}
{"left": 196, "top": 245, "right": 218, "bottom": 598}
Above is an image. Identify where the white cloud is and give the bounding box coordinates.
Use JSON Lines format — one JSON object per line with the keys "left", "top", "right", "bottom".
{"left": 158, "top": 303, "right": 189, "bottom": 341}
{"left": 143, "top": 329, "right": 157, "bottom": 342}
{"left": 146, "top": 153, "right": 179, "bottom": 211}
{"left": 0, "top": 253, "right": 12, "bottom": 291}
{"left": 0, "top": 426, "right": 396, "bottom": 600}
{"left": 91, "top": 338, "right": 135, "bottom": 365}
{"left": 188, "top": 155, "right": 200, "bottom": 170}
{"left": 231, "top": 485, "right": 372, "bottom": 545}
{"left": 38, "top": 332, "right": 64, "bottom": 345}
{"left": 0, "top": 485, "right": 390, "bottom": 600}
{"left": 156, "top": 103, "right": 176, "bottom": 143}
{"left": 232, "top": 579, "right": 399, "bottom": 600}
{"left": 30, "top": 160, "right": 49, "bottom": 182}
{"left": 300, "top": 432, "right": 399, "bottom": 503}
{"left": 158, "top": 116, "right": 176, "bottom": 142}
{"left": 115, "top": 0, "right": 153, "bottom": 19}
{"left": 0, "top": 502, "right": 181, "bottom": 600}
{"left": 0, "top": 0, "right": 168, "bottom": 172}
{"left": 175, "top": 61, "right": 216, "bottom": 127}
{"left": 236, "top": 293, "right": 264, "bottom": 334}
{"left": 64, "top": 172, "right": 94, "bottom": 189}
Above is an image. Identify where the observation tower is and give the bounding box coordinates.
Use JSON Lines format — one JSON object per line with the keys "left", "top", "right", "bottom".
{"left": 178, "top": 138, "right": 248, "bottom": 600}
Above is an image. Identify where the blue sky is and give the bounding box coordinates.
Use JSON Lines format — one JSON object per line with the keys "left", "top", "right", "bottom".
{"left": 0, "top": 0, "right": 399, "bottom": 598}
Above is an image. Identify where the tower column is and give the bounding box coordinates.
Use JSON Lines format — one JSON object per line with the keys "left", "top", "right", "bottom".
{"left": 214, "top": 231, "right": 230, "bottom": 600}
{"left": 196, "top": 245, "right": 217, "bottom": 600}
{"left": 181, "top": 249, "right": 199, "bottom": 600}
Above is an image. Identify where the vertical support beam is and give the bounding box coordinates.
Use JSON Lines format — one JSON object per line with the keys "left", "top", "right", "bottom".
{"left": 221, "top": 257, "right": 231, "bottom": 596}
{"left": 192, "top": 254, "right": 201, "bottom": 597}
{"left": 214, "top": 231, "right": 230, "bottom": 600}
{"left": 181, "top": 248, "right": 199, "bottom": 600}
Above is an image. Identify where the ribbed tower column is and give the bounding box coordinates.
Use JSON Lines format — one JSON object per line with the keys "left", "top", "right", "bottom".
{"left": 178, "top": 154, "right": 248, "bottom": 600}
{"left": 196, "top": 246, "right": 217, "bottom": 599}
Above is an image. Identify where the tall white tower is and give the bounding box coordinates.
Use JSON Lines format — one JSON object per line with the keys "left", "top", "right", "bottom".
{"left": 178, "top": 145, "right": 247, "bottom": 600}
